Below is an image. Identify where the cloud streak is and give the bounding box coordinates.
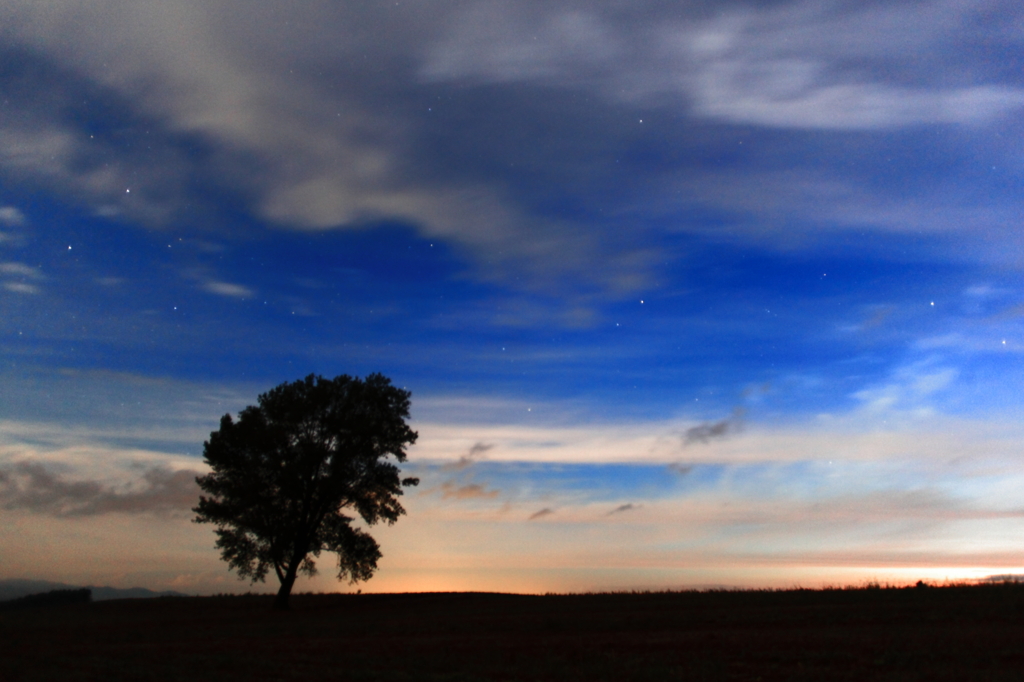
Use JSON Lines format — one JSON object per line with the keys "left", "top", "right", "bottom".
{"left": 684, "top": 408, "right": 746, "bottom": 446}
{"left": 440, "top": 482, "right": 500, "bottom": 501}
{"left": 0, "top": 262, "right": 42, "bottom": 279}
{"left": 412, "top": 411, "right": 1024, "bottom": 466}
{"left": 442, "top": 441, "right": 494, "bottom": 472}
{"left": 0, "top": 207, "right": 25, "bottom": 226}
{"left": 203, "top": 281, "right": 254, "bottom": 298}
{"left": 3, "top": 282, "right": 38, "bottom": 294}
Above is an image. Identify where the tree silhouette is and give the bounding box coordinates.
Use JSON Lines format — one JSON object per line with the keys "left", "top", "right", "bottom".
{"left": 193, "top": 373, "right": 418, "bottom": 610}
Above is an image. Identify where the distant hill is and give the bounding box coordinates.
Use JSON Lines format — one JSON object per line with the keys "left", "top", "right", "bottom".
{"left": 0, "top": 587, "right": 92, "bottom": 611}
{"left": 0, "top": 579, "right": 188, "bottom": 602}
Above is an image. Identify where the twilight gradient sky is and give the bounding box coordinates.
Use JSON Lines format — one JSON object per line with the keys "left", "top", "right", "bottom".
{"left": 2, "top": 0, "right": 1024, "bottom": 595}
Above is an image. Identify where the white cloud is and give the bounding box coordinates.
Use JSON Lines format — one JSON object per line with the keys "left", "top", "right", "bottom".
{"left": 420, "top": 6, "right": 622, "bottom": 84}
{"left": 0, "top": 370, "right": 257, "bottom": 457}
{"left": 671, "top": 2, "right": 1024, "bottom": 130}
{"left": 410, "top": 410, "right": 1024, "bottom": 468}
{"left": 202, "top": 280, "right": 254, "bottom": 298}
{"left": 654, "top": 167, "right": 1023, "bottom": 238}
{"left": 690, "top": 76, "right": 1024, "bottom": 130}
{"left": 0, "top": 0, "right": 656, "bottom": 298}
{"left": 0, "top": 262, "right": 42, "bottom": 279}
{"left": 0, "top": 419, "right": 200, "bottom": 457}
{"left": 3, "top": 282, "right": 39, "bottom": 294}
{"left": 1, "top": 262, "right": 44, "bottom": 294}
{"left": 0, "top": 126, "right": 76, "bottom": 177}
{"left": 1, "top": 0, "right": 1022, "bottom": 299}
{"left": 0, "top": 207, "right": 25, "bottom": 226}
{"left": 964, "top": 284, "right": 1002, "bottom": 298}
{"left": 0, "top": 423, "right": 204, "bottom": 475}
{"left": 852, "top": 360, "right": 959, "bottom": 416}
{"left": 423, "top": 1, "right": 1024, "bottom": 130}
{"left": 0, "top": 120, "right": 185, "bottom": 226}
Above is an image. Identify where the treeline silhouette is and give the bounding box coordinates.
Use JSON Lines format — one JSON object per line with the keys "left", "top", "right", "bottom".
{"left": 0, "top": 588, "right": 91, "bottom": 611}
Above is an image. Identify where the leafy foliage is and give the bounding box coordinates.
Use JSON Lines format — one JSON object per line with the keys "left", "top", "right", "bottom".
{"left": 193, "top": 373, "right": 418, "bottom": 607}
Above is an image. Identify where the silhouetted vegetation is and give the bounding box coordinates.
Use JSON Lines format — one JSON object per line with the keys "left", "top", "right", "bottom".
{"left": 194, "top": 373, "right": 419, "bottom": 610}
{"left": 3, "top": 582, "right": 1024, "bottom": 680}
{"left": 0, "top": 588, "right": 91, "bottom": 611}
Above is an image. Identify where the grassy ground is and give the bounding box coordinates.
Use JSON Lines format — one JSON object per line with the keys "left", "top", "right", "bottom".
{"left": 2, "top": 583, "right": 1023, "bottom": 681}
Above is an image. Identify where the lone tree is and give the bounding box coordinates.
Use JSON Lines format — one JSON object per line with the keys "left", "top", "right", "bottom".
{"left": 193, "top": 373, "right": 418, "bottom": 610}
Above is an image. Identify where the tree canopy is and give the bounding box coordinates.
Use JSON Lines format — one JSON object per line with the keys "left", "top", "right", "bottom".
{"left": 193, "top": 373, "right": 418, "bottom": 609}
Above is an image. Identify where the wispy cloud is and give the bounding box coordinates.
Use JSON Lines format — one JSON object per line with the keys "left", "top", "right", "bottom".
{"left": 852, "top": 360, "right": 959, "bottom": 416}
{"left": 442, "top": 441, "right": 494, "bottom": 472}
{"left": 3, "top": 282, "right": 39, "bottom": 294}
{"left": 528, "top": 507, "right": 554, "bottom": 520}
{"left": 7, "top": 0, "right": 1015, "bottom": 300}
{"left": 411, "top": 410, "right": 1024, "bottom": 466}
{"left": 608, "top": 503, "right": 640, "bottom": 515}
{"left": 0, "top": 262, "right": 43, "bottom": 279}
{"left": 423, "top": 1, "right": 1024, "bottom": 129}
{"left": 1, "top": 261, "right": 44, "bottom": 294}
{"left": 468, "top": 441, "right": 494, "bottom": 457}
{"left": 0, "top": 2, "right": 654, "bottom": 298}
{"left": 0, "top": 207, "right": 25, "bottom": 226}
{"left": 684, "top": 408, "right": 746, "bottom": 446}
{"left": 203, "top": 280, "right": 254, "bottom": 298}
{"left": 440, "top": 482, "right": 500, "bottom": 500}
{"left": 433, "top": 442, "right": 502, "bottom": 502}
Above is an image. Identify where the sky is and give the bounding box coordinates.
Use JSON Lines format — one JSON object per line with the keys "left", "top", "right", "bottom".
{"left": 1, "top": 0, "right": 1024, "bottom": 595}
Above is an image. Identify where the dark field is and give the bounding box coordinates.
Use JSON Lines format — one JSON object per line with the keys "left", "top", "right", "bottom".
{"left": 3, "top": 583, "right": 1024, "bottom": 681}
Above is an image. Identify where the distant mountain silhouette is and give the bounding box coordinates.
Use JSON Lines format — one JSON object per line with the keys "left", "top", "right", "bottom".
{"left": 0, "top": 578, "right": 188, "bottom": 602}
{"left": 0, "top": 587, "right": 92, "bottom": 611}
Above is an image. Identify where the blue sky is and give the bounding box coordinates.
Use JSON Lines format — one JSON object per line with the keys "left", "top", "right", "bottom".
{"left": 1, "top": 0, "right": 1023, "bottom": 594}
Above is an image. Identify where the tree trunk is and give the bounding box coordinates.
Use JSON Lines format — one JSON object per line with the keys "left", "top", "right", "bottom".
{"left": 274, "top": 566, "right": 298, "bottom": 610}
